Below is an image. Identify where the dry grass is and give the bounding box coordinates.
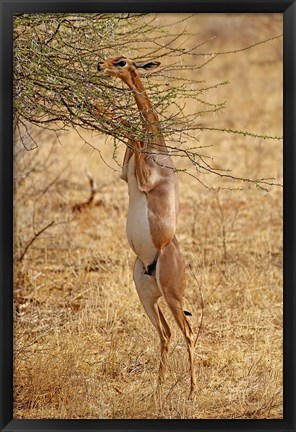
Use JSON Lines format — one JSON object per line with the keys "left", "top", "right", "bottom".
{"left": 13, "top": 14, "right": 283, "bottom": 419}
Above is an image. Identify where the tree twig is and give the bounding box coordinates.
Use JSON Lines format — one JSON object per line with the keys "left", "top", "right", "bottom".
{"left": 18, "top": 221, "right": 55, "bottom": 262}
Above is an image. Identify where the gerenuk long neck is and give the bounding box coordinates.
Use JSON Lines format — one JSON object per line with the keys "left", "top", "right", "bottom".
{"left": 124, "top": 72, "right": 166, "bottom": 150}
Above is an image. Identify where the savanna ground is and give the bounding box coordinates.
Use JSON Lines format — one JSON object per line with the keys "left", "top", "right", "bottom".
{"left": 13, "top": 14, "right": 283, "bottom": 419}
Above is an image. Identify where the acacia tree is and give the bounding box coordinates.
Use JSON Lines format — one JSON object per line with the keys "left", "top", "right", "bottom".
{"left": 13, "top": 13, "right": 282, "bottom": 189}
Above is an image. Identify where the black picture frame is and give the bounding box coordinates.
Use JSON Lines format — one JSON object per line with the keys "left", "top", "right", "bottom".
{"left": 1, "top": 1, "right": 295, "bottom": 431}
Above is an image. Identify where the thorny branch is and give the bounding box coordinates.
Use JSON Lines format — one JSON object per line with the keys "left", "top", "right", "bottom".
{"left": 13, "top": 13, "right": 283, "bottom": 190}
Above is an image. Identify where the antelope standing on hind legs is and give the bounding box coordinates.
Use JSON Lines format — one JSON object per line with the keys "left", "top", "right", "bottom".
{"left": 97, "top": 56, "right": 196, "bottom": 396}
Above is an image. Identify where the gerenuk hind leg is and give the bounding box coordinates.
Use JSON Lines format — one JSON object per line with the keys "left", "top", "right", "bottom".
{"left": 133, "top": 257, "right": 171, "bottom": 386}
{"left": 156, "top": 237, "right": 196, "bottom": 396}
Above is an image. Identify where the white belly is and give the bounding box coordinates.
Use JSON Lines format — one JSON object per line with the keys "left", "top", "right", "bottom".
{"left": 126, "top": 156, "right": 157, "bottom": 267}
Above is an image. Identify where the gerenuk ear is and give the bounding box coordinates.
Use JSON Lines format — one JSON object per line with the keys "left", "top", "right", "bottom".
{"left": 134, "top": 61, "right": 161, "bottom": 70}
